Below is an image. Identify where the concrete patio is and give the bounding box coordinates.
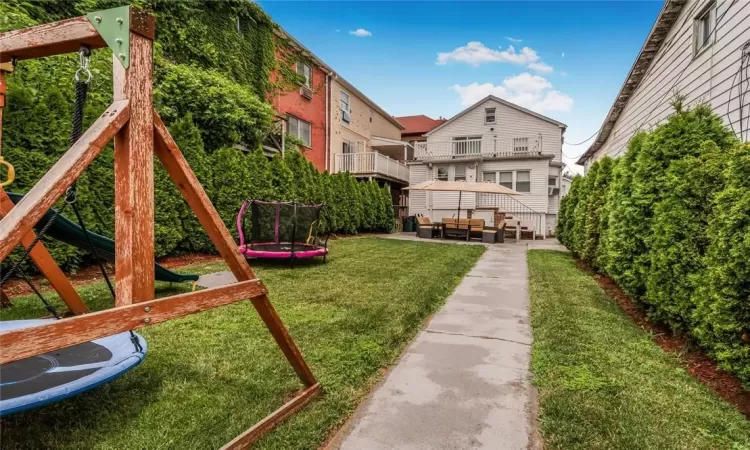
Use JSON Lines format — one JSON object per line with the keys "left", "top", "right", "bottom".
{"left": 330, "top": 236, "right": 565, "bottom": 449}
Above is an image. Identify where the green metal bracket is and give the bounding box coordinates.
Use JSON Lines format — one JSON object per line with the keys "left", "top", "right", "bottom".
{"left": 87, "top": 6, "right": 130, "bottom": 69}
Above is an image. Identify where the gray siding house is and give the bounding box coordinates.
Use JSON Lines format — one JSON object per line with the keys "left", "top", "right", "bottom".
{"left": 578, "top": 0, "right": 750, "bottom": 168}
{"left": 408, "top": 95, "right": 567, "bottom": 236}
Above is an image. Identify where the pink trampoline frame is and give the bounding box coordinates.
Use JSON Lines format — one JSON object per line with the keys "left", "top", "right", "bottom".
{"left": 236, "top": 200, "right": 328, "bottom": 260}
{"left": 239, "top": 244, "right": 328, "bottom": 259}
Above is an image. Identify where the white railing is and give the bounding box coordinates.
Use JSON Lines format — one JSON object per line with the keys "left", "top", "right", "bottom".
{"left": 414, "top": 134, "right": 543, "bottom": 160}
{"left": 334, "top": 152, "right": 409, "bottom": 183}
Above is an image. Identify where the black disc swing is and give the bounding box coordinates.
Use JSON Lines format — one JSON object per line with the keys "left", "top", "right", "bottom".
{"left": 0, "top": 48, "right": 146, "bottom": 416}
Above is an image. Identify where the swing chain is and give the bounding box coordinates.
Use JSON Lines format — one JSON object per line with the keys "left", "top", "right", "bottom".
{"left": 74, "top": 46, "right": 92, "bottom": 84}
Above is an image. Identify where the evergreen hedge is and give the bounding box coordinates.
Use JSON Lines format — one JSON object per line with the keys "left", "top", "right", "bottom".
{"left": 557, "top": 104, "right": 750, "bottom": 385}
{"left": 0, "top": 1, "right": 394, "bottom": 272}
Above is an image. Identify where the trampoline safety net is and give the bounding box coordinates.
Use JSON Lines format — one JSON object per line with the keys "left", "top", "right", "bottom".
{"left": 238, "top": 200, "right": 327, "bottom": 251}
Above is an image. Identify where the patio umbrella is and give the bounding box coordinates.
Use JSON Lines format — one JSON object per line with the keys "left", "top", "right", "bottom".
{"left": 404, "top": 180, "right": 520, "bottom": 222}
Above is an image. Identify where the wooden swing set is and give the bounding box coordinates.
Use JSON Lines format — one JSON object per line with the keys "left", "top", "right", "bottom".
{"left": 0, "top": 7, "right": 320, "bottom": 448}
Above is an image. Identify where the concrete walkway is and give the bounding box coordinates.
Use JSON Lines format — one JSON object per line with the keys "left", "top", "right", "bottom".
{"left": 332, "top": 239, "right": 558, "bottom": 450}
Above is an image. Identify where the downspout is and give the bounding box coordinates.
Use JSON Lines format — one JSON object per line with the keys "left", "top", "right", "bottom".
{"left": 325, "top": 71, "right": 332, "bottom": 171}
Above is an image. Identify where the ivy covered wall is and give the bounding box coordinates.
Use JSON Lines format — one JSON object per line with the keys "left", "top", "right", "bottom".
{"left": 0, "top": 0, "right": 393, "bottom": 271}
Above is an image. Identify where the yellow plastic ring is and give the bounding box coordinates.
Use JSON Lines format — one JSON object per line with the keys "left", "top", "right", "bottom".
{"left": 0, "top": 156, "right": 15, "bottom": 188}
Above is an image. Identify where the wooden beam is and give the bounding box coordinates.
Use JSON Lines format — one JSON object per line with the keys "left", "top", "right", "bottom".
{"left": 220, "top": 383, "right": 323, "bottom": 450}
{"left": 0, "top": 100, "right": 129, "bottom": 262}
{"left": 0, "top": 16, "right": 106, "bottom": 64}
{"left": 0, "top": 189, "right": 89, "bottom": 315}
{"left": 113, "top": 33, "right": 154, "bottom": 306}
{"left": 0, "top": 279, "right": 266, "bottom": 364}
{"left": 153, "top": 112, "right": 318, "bottom": 387}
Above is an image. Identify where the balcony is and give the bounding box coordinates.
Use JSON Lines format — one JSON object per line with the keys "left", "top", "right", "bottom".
{"left": 414, "top": 135, "right": 544, "bottom": 161}
{"left": 334, "top": 152, "right": 409, "bottom": 183}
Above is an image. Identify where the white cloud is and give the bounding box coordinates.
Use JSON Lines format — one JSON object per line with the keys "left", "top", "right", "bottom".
{"left": 436, "top": 41, "right": 553, "bottom": 72}
{"left": 506, "top": 36, "right": 523, "bottom": 44}
{"left": 451, "top": 73, "right": 573, "bottom": 113}
{"left": 349, "top": 28, "right": 372, "bottom": 37}
{"left": 335, "top": 29, "right": 341, "bottom": 33}
{"left": 561, "top": 52, "right": 565, "bottom": 58}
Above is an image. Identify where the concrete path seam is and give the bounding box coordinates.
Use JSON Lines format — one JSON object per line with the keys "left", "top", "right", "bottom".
{"left": 424, "top": 329, "right": 532, "bottom": 347}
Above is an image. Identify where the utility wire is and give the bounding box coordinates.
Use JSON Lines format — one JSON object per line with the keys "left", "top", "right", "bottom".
{"left": 564, "top": 129, "right": 600, "bottom": 146}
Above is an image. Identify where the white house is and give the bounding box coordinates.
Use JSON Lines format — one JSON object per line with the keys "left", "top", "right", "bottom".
{"left": 408, "top": 95, "right": 567, "bottom": 236}
{"left": 577, "top": 0, "right": 750, "bottom": 168}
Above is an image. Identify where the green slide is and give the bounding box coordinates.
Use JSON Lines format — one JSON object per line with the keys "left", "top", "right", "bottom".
{"left": 7, "top": 192, "right": 199, "bottom": 283}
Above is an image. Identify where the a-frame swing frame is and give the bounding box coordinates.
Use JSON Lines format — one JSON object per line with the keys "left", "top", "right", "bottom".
{"left": 0, "top": 7, "right": 321, "bottom": 448}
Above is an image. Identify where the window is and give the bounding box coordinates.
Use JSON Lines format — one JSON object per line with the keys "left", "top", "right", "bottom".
{"left": 454, "top": 165, "right": 466, "bottom": 181}
{"left": 549, "top": 176, "right": 558, "bottom": 187}
{"left": 436, "top": 166, "right": 449, "bottom": 181}
{"left": 485, "top": 107, "right": 496, "bottom": 124}
{"left": 513, "top": 137, "right": 529, "bottom": 153}
{"left": 516, "top": 171, "right": 531, "bottom": 193}
{"left": 287, "top": 115, "right": 311, "bottom": 147}
{"left": 482, "top": 171, "right": 496, "bottom": 183}
{"left": 297, "top": 62, "right": 312, "bottom": 89}
{"left": 694, "top": 2, "right": 715, "bottom": 55}
{"left": 498, "top": 171, "right": 513, "bottom": 189}
{"left": 342, "top": 140, "right": 354, "bottom": 154}
{"left": 340, "top": 90, "right": 351, "bottom": 124}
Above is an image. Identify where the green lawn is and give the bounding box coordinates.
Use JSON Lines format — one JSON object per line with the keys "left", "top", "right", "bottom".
{"left": 528, "top": 250, "right": 750, "bottom": 450}
{"left": 0, "top": 237, "right": 485, "bottom": 449}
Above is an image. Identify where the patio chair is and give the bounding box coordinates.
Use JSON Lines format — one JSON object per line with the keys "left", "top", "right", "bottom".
{"left": 504, "top": 218, "right": 521, "bottom": 240}
{"left": 416, "top": 216, "right": 441, "bottom": 238}
{"left": 519, "top": 220, "right": 537, "bottom": 240}
{"left": 468, "top": 218, "right": 485, "bottom": 241}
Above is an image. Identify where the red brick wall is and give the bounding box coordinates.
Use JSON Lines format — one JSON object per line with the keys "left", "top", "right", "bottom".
{"left": 270, "top": 58, "right": 328, "bottom": 171}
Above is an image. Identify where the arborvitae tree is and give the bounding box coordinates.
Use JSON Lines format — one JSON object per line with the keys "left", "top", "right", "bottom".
{"left": 211, "top": 147, "right": 253, "bottom": 234}
{"left": 570, "top": 162, "right": 597, "bottom": 256}
{"left": 596, "top": 158, "right": 620, "bottom": 273}
{"left": 379, "top": 185, "right": 394, "bottom": 231}
{"left": 604, "top": 132, "right": 648, "bottom": 298}
{"left": 169, "top": 114, "right": 213, "bottom": 252}
{"left": 630, "top": 102, "right": 736, "bottom": 298}
{"left": 556, "top": 175, "right": 583, "bottom": 247}
{"left": 646, "top": 141, "right": 729, "bottom": 329}
{"left": 581, "top": 156, "right": 615, "bottom": 270}
{"left": 693, "top": 143, "right": 750, "bottom": 383}
{"left": 269, "top": 153, "right": 294, "bottom": 201}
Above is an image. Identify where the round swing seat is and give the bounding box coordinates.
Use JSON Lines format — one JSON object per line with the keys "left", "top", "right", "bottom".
{"left": 0, "top": 319, "right": 147, "bottom": 416}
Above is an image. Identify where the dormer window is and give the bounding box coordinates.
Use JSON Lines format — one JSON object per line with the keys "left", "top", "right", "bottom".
{"left": 485, "top": 107, "right": 496, "bottom": 124}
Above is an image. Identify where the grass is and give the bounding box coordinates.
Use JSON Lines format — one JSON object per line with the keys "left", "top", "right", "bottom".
{"left": 0, "top": 237, "right": 485, "bottom": 450}
{"left": 527, "top": 250, "right": 750, "bottom": 450}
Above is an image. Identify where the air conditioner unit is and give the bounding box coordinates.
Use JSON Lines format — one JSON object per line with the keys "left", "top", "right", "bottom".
{"left": 548, "top": 187, "right": 560, "bottom": 196}
{"left": 300, "top": 86, "right": 313, "bottom": 100}
{"left": 342, "top": 109, "right": 352, "bottom": 123}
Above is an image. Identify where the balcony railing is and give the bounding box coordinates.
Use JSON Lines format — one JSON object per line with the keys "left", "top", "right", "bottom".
{"left": 414, "top": 135, "right": 543, "bottom": 160}
{"left": 334, "top": 152, "right": 409, "bottom": 183}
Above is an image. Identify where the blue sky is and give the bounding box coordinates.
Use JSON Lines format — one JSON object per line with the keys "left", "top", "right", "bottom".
{"left": 259, "top": 1, "right": 664, "bottom": 170}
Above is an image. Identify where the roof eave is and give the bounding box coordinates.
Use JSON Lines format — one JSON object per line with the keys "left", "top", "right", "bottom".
{"left": 576, "top": 0, "right": 687, "bottom": 165}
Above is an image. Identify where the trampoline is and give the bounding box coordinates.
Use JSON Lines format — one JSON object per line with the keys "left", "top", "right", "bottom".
{"left": 0, "top": 319, "right": 147, "bottom": 416}
{"left": 237, "top": 200, "right": 329, "bottom": 262}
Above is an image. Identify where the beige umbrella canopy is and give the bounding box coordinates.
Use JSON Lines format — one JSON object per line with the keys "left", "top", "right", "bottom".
{"left": 404, "top": 179, "right": 520, "bottom": 195}
{"left": 404, "top": 180, "right": 520, "bottom": 222}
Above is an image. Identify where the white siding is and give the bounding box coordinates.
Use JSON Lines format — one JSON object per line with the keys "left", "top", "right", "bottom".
{"left": 408, "top": 164, "right": 428, "bottom": 216}
{"left": 588, "top": 0, "right": 750, "bottom": 167}
{"left": 479, "top": 159, "right": 551, "bottom": 213}
{"left": 428, "top": 98, "right": 564, "bottom": 162}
